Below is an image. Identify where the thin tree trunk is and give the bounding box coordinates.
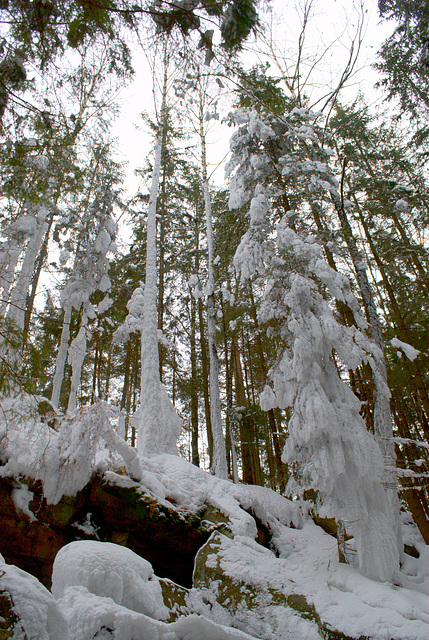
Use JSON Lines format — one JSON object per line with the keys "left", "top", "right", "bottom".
{"left": 158, "top": 164, "right": 167, "bottom": 382}
{"left": 104, "top": 342, "right": 112, "bottom": 400}
{"left": 232, "top": 332, "right": 257, "bottom": 484}
{"left": 198, "top": 299, "right": 213, "bottom": 463}
{"left": 92, "top": 334, "right": 99, "bottom": 403}
{"left": 221, "top": 298, "right": 233, "bottom": 478}
{"left": 51, "top": 304, "right": 72, "bottom": 408}
{"left": 190, "top": 295, "right": 200, "bottom": 467}
{"left": 121, "top": 339, "right": 132, "bottom": 442}
{"left": 331, "top": 173, "right": 402, "bottom": 556}
{"left": 199, "top": 89, "right": 227, "bottom": 479}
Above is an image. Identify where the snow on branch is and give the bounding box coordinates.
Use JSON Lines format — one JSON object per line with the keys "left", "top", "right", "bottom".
{"left": 0, "top": 397, "right": 142, "bottom": 503}
{"left": 390, "top": 337, "right": 421, "bottom": 361}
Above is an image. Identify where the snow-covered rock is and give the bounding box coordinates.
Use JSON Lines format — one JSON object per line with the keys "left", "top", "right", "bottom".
{"left": 0, "top": 559, "right": 69, "bottom": 640}
{"left": 52, "top": 541, "right": 169, "bottom": 620}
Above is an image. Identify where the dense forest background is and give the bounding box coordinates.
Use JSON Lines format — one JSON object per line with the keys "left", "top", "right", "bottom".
{"left": 0, "top": 0, "right": 428, "bottom": 550}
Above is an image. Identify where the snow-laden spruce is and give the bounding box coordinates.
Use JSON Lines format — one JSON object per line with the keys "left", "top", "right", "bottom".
{"left": 227, "top": 106, "right": 401, "bottom": 582}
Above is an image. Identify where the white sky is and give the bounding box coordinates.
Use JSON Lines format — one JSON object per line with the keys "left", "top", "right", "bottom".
{"left": 110, "top": 0, "right": 396, "bottom": 207}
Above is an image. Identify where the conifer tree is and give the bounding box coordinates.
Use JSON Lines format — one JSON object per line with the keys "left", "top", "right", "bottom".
{"left": 227, "top": 97, "right": 401, "bottom": 581}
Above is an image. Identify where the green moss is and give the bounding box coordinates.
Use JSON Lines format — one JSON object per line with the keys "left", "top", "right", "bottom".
{"left": 159, "top": 578, "right": 191, "bottom": 622}
{"left": 99, "top": 477, "right": 185, "bottom": 526}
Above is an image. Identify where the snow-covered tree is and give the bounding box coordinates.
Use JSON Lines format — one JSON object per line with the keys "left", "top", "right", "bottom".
{"left": 51, "top": 174, "right": 118, "bottom": 410}
{"left": 133, "top": 42, "right": 182, "bottom": 457}
{"left": 228, "top": 103, "right": 401, "bottom": 582}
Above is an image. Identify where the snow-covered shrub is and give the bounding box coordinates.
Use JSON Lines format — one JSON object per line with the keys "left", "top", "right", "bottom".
{"left": 0, "top": 396, "right": 141, "bottom": 503}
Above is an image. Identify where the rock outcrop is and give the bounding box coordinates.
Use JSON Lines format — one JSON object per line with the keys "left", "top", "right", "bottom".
{"left": 0, "top": 467, "right": 426, "bottom": 640}
{"left": 0, "top": 472, "right": 215, "bottom": 588}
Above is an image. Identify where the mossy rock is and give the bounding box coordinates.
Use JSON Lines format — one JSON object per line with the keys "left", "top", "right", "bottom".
{"left": 0, "top": 586, "right": 28, "bottom": 639}
{"left": 193, "top": 532, "right": 366, "bottom": 640}
{"left": 200, "top": 503, "right": 230, "bottom": 526}
{"left": 159, "top": 578, "right": 191, "bottom": 622}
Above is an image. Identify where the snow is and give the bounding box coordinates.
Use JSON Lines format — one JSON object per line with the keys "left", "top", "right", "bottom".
{"left": 0, "top": 558, "right": 69, "bottom": 639}
{"left": 33, "top": 154, "right": 49, "bottom": 171}
{"left": 97, "top": 293, "right": 112, "bottom": 313}
{"left": 249, "top": 190, "right": 269, "bottom": 224}
{"left": 56, "top": 585, "right": 256, "bottom": 640}
{"left": 211, "top": 522, "right": 428, "bottom": 640}
{"left": 395, "top": 199, "right": 409, "bottom": 212}
{"left": 3, "top": 214, "right": 38, "bottom": 238}
{"left": 0, "top": 404, "right": 428, "bottom": 640}
{"left": 59, "top": 248, "right": 70, "bottom": 265}
{"left": 52, "top": 540, "right": 169, "bottom": 620}
{"left": 99, "top": 274, "right": 111, "bottom": 292}
{"left": 95, "top": 229, "right": 112, "bottom": 254}
{"left": 12, "top": 481, "right": 36, "bottom": 522}
{"left": 391, "top": 337, "right": 421, "bottom": 361}
{"left": 0, "top": 397, "right": 143, "bottom": 502}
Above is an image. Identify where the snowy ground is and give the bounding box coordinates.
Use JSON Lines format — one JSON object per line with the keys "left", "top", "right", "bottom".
{"left": 0, "top": 399, "right": 428, "bottom": 639}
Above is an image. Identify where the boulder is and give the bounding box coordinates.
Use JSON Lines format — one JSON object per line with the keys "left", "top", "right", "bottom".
{"left": 193, "top": 531, "right": 364, "bottom": 640}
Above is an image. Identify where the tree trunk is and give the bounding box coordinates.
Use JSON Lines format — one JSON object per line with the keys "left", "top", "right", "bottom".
{"left": 199, "top": 88, "right": 227, "bottom": 479}
{"left": 198, "top": 299, "right": 213, "bottom": 464}
{"left": 231, "top": 332, "right": 263, "bottom": 484}
{"left": 248, "top": 283, "right": 285, "bottom": 489}
{"left": 190, "top": 295, "right": 200, "bottom": 467}
{"left": 51, "top": 304, "right": 72, "bottom": 408}
{"left": 331, "top": 180, "right": 402, "bottom": 557}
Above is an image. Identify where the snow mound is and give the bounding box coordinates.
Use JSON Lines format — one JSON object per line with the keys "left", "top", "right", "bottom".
{"left": 240, "top": 483, "right": 302, "bottom": 528}
{"left": 57, "top": 585, "right": 256, "bottom": 640}
{"left": 52, "top": 540, "right": 168, "bottom": 620}
{"left": 0, "top": 558, "right": 69, "bottom": 640}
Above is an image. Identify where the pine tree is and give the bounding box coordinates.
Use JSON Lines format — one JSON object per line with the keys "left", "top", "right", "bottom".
{"left": 376, "top": 0, "right": 429, "bottom": 142}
